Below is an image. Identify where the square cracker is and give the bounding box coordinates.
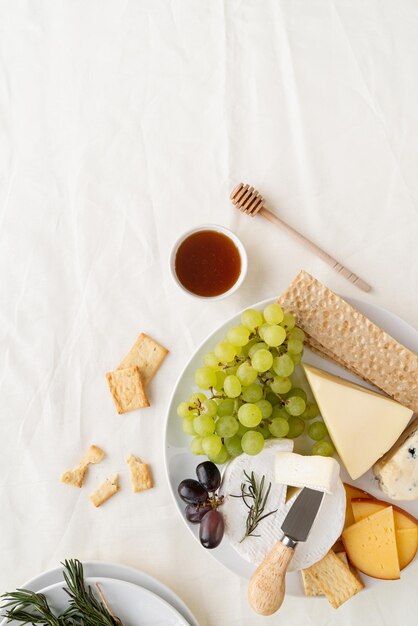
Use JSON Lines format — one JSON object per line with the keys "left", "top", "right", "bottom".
{"left": 126, "top": 454, "right": 154, "bottom": 492}
{"left": 117, "top": 333, "right": 168, "bottom": 385}
{"left": 106, "top": 366, "right": 149, "bottom": 414}
{"left": 90, "top": 474, "right": 119, "bottom": 507}
{"left": 301, "top": 551, "right": 349, "bottom": 596}
{"left": 303, "top": 550, "right": 363, "bottom": 608}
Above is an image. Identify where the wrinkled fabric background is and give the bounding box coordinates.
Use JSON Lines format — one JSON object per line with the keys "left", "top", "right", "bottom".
{"left": 1, "top": 1, "right": 418, "bottom": 624}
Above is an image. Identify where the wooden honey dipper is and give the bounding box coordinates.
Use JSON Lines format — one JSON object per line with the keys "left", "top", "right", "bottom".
{"left": 230, "top": 183, "right": 371, "bottom": 293}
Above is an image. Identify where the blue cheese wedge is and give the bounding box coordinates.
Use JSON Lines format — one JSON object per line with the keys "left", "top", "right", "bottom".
{"left": 220, "top": 440, "right": 346, "bottom": 571}
{"left": 373, "top": 418, "right": 418, "bottom": 500}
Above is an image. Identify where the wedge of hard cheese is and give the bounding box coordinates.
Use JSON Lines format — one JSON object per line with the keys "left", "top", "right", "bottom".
{"left": 373, "top": 417, "right": 418, "bottom": 500}
{"left": 303, "top": 364, "right": 413, "bottom": 480}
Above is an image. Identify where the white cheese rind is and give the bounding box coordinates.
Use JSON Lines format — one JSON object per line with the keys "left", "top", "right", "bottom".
{"left": 303, "top": 364, "right": 413, "bottom": 480}
{"left": 220, "top": 440, "right": 346, "bottom": 571}
{"left": 373, "top": 418, "right": 418, "bottom": 500}
{"left": 275, "top": 452, "right": 340, "bottom": 494}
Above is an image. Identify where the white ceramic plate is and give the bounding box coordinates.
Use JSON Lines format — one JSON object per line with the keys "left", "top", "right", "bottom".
{"left": 8, "top": 562, "right": 199, "bottom": 626}
{"left": 164, "top": 296, "right": 418, "bottom": 596}
{"left": 2, "top": 577, "right": 189, "bottom": 626}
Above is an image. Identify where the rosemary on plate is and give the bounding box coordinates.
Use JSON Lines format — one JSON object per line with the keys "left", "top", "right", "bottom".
{"left": 1, "top": 559, "right": 124, "bottom": 626}
{"left": 231, "top": 470, "right": 277, "bottom": 542}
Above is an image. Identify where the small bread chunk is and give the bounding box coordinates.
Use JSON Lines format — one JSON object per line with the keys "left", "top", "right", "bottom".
{"left": 106, "top": 366, "right": 149, "bottom": 414}
{"left": 90, "top": 474, "right": 119, "bottom": 507}
{"left": 61, "top": 465, "right": 88, "bottom": 489}
{"left": 126, "top": 454, "right": 153, "bottom": 492}
{"left": 117, "top": 333, "right": 168, "bottom": 384}
{"left": 303, "top": 550, "right": 364, "bottom": 608}
{"left": 61, "top": 444, "right": 105, "bottom": 488}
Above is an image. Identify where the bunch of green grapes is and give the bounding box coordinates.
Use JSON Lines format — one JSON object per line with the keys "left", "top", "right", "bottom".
{"left": 177, "top": 304, "right": 334, "bottom": 464}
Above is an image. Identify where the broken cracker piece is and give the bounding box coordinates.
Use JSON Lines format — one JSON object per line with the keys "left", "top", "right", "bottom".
{"left": 117, "top": 333, "right": 168, "bottom": 385}
{"left": 60, "top": 444, "right": 105, "bottom": 488}
{"left": 90, "top": 474, "right": 120, "bottom": 507}
{"left": 106, "top": 366, "right": 149, "bottom": 414}
{"left": 303, "top": 550, "right": 363, "bottom": 608}
{"left": 126, "top": 454, "right": 154, "bottom": 492}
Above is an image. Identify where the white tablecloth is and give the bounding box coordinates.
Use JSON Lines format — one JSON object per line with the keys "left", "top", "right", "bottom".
{"left": 1, "top": 1, "right": 418, "bottom": 624}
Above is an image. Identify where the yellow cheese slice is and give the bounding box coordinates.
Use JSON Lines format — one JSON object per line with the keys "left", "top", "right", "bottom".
{"left": 303, "top": 364, "right": 413, "bottom": 480}
{"left": 342, "top": 507, "right": 400, "bottom": 580}
{"left": 395, "top": 528, "right": 418, "bottom": 570}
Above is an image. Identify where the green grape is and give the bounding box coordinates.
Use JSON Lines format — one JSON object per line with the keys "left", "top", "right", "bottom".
{"left": 286, "top": 388, "right": 307, "bottom": 402}
{"left": 202, "top": 434, "right": 222, "bottom": 457}
{"left": 255, "top": 399, "right": 273, "bottom": 419}
{"left": 193, "top": 415, "right": 216, "bottom": 436}
{"left": 204, "top": 352, "right": 220, "bottom": 368}
{"left": 311, "top": 440, "right": 334, "bottom": 457}
{"left": 216, "top": 415, "right": 239, "bottom": 438}
{"left": 224, "top": 365, "right": 238, "bottom": 376}
{"left": 242, "top": 430, "right": 265, "bottom": 455}
{"left": 224, "top": 375, "right": 242, "bottom": 398}
{"left": 213, "top": 370, "right": 226, "bottom": 391}
{"left": 270, "top": 376, "right": 292, "bottom": 394}
{"left": 301, "top": 402, "right": 320, "bottom": 420}
{"left": 269, "top": 417, "right": 290, "bottom": 438}
{"left": 257, "top": 420, "right": 271, "bottom": 439}
{"left": 251, "top": 349, "right": 273, "bottom": 372}
{"left": 182, "top": 416, "right": 196, "bottom": 435}
{"left": 272, "top": 405, "right": 290, "bottom": 420}
{"left": 214, "top": 341, "right": 236, "bottom": 363}
{"left": 225, "top": 435, "right": 243, "bottom": 457}
{"left": 258, "top": 323, "right": 271, "bottom": 340}
{"left": 240, "top": 337, "right": 258, "bottom": 357}
{"left": 227, "top": 325, "right": 251, "bottom": 347}
{"left": 241, "top": 383, "right": 263, "bottom": 402}
{"left": 238, "top": 403, "right": 262, "bottom": 427}
{"left": 236, "top": 362, "right": 258, "bottom": 386}
{"left": 241, "top": 308, "right": 263, "bottom": 331}
{"left": 290, "top": 352, "right": 302, "bottom": 365}
{"left": 285, "top": 396, "right": 306, "bottom": 416}
{"left": 209, "top": 445, "right": 229, "bottom": 465}
{"left": 188, "top": 392, "right": 207, "bottom": 404}
{"left": 195, "top": 367, "right": 217, "bottom": 389}
{"left": 201, "top": 399, "right": 218, "bottom": 417}
{"left": 287, "top": 327, "right": 305, "bottom": 342}
{"left": 263, "top": 303, "right": 284, "bottom": 325}
{"left": 237, "top": 422, "right": 250, "bottom": 437}
{"left": 265, "top": 391, "right": 280, "bottom": 406}
{"left": 308, "top": 421, "right": 329, "bottom": 441}
{"left": 273, "top": 354, "right": 294, "bottom": 377}
{"left": 281, "top": 311, "right": 296, "bottom": 330}
{"left": 190, "top": 436, "right": 204, "bottom": 455}
{"left": 286, "top": 416, "right": 305, "bottom": 438}
{"left": 217, "top": 398, "right": 235, "bottom": 417}
{"left": 248, "top": 342, "right": 267, "bottom": 358}
{"left": 177, "top": 401, "right": 193, "bottom": 418}
{"left": 263, "top": 325, "right": 286, "bottom": 347}
{"left": 287, "top": 338, "right": 304, "bottom": 354}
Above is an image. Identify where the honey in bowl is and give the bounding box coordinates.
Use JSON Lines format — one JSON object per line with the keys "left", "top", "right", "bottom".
{"left": 174, "top": 230, "right": 242, "bottom": 297}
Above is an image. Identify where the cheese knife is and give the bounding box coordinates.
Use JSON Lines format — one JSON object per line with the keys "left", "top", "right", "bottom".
{"left": 248, "top": 487, "right": 324, "bottom": 615}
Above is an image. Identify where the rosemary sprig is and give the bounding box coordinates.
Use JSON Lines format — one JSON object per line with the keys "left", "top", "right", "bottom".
{"left": 231, "top": 470, "right": 277, "bottom": 542}
{"left": 1, "top": 559, "right": 124, "bottom": 626}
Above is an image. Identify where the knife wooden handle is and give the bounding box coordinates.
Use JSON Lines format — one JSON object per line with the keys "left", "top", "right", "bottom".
{"left": 248, "top": 539, "right": 294, "bottom": 616}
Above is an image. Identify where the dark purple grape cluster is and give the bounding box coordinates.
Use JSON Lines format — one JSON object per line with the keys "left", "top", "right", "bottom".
{"left": 177, "top": 461, "right": 224, "bottom": 549}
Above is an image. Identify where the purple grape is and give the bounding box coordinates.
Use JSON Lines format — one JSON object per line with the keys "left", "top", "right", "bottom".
{"left": 185, "top": 503, "right": 211, "bottom": 524}
{"left": 199, "top": 510, "right": 224, "bottom": 549}
{"left": 178, "top": 479, "right": 208, "bottom": 504}
{"left": 196, "top": 461, "right": 221, "bottom": 492}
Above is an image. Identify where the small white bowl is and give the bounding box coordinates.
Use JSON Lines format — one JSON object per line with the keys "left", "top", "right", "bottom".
{"left": 169, "top": 224, "right": 248, "bottom": 301}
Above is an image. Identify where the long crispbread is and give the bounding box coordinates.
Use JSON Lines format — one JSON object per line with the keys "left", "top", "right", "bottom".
{"left": 277, "top": 271, "right": 418, "bottom": 413}
{"left": 303, "top": 549, "right": 364, "bottom": 608}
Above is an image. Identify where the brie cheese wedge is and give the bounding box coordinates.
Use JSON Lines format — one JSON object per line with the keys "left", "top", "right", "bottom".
{"left": 220, "top": 440, "right": 345, "bottom": 571}
{"left": 303, "top": 364, "right": 413, "bottom": 480}
{"left": 275, "top": 452, "right": 340, "bottom": 494}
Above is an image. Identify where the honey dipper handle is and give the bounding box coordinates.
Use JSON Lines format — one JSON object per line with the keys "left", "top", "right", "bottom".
{"left": 248, "top": 539, "right": 293, "bottom": 616}
{"left": 259, "top": 206, "right": 371, "bottom": 293}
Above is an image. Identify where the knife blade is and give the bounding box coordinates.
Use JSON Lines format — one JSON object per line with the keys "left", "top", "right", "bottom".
{"left": 248, "top": 487, "right": 324, "bottom": 616}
